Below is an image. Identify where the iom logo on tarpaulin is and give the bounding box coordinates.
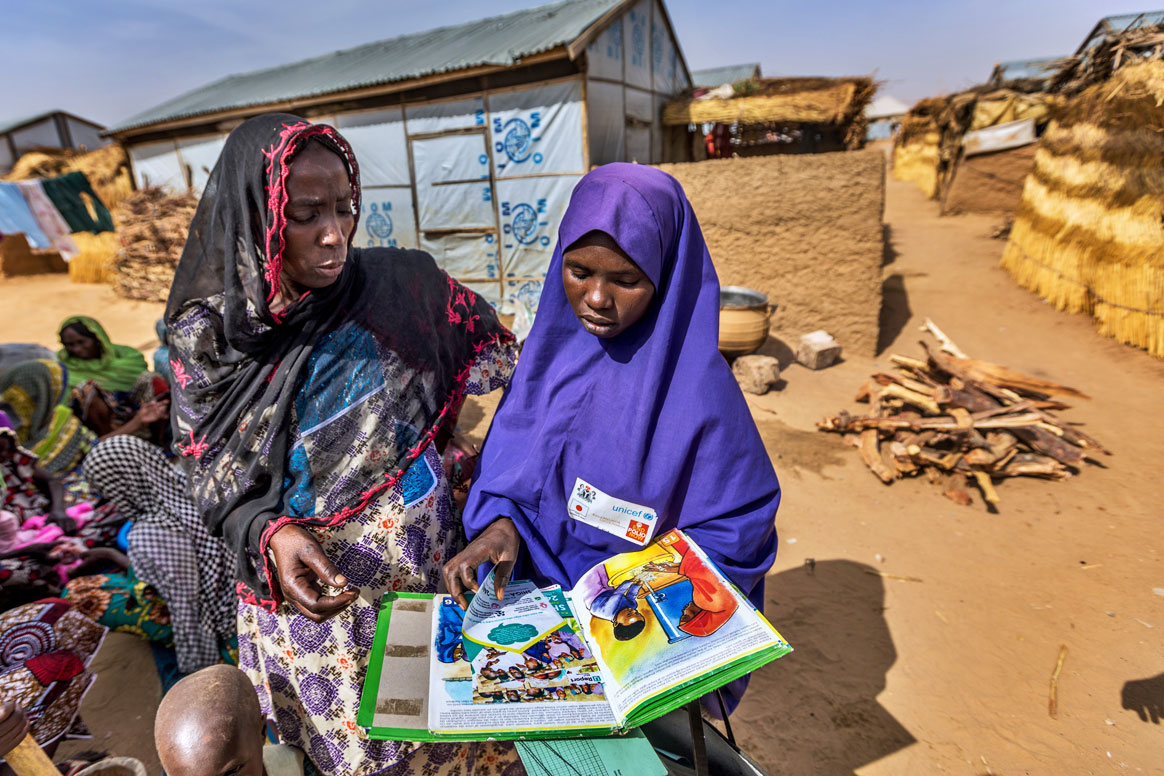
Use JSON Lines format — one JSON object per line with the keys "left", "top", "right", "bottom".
{"left": 495, "top": 114, "right": 544, "bottom": 168}
{"left": 365, "top": 202, "right": 395, "bottom": 247}
{"left": 511, "top": 204, "right": 538, "bottom": 245}
{"left": 503, "top": 118, "right": 532, "bottom": 162}
{"left": 502, "top": 199, "right": 552, "bottom": 247}
{"left": 630, "top": 9, "right": 645, "bottom": 67}
{"left": 652, "top": 22, "right": 664, "bottom": 72}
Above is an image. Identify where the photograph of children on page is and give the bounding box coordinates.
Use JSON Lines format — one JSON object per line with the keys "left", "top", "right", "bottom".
{"left": 469, "top": 626, "right": 606, "bottom": 704}
{"left": 576, "top": 530, "right": 749, "bottom": 689}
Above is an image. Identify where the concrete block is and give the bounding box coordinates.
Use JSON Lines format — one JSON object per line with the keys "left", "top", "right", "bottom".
{"left": 732, "top": 354, "right": 781, "bottom": 395}
{"left": 797, "top": 330, "right": 842, "bottom": 370}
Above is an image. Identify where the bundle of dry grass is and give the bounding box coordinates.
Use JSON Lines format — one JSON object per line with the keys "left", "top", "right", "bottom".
{"left": 818, "top": 321, "right": 1108, "bottom": 508}
{"left": 69, "top": 144, "right": 134, "bottom": 212}
{"left": 893, "top": 97, "right": 946, "bottom": 196}
{"left": 664, "top": 76, "right": 876, "bottom": 148}
{"left": 68, "top": 232, "right": 121, "bottom": 284}
{"left": 893, "top": 131, "right": 941, "bottom": 197}
{"left": 112, "top": 188, "right": 198, "bottom": 302}
{"left": 1001, "top": 61, "right": 1164, "bottom": 357}
{"left": 2, "top": 150, "right": 73, "bottom": 180}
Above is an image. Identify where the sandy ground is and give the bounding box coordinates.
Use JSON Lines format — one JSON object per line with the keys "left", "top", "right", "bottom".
{"left": 11, "top": 170, "right": 1164, "bottom": 774}
{"left": 3, "top": 273, "right": 164, "bottom": 358}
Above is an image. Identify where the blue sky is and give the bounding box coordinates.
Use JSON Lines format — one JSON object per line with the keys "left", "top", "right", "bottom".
{"left": 1, "top": 0, "right": 1128, "bottom": 127}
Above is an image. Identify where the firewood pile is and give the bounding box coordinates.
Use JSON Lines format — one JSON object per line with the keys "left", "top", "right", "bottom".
{"left": 113, "top": 187, "right": 199, "bottom": 302}
{"left": 817, "top": 320, "right": 1110, "bottom": 507}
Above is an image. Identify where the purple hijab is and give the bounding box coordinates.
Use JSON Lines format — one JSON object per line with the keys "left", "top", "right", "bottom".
{"left": 464, "top": 163, "right": 779, "bottom": 610}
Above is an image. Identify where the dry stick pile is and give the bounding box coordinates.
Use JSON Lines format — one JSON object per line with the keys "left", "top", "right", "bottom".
{"left": 817, "top": 320, "right": 1110, "bottom": 508}
{"left": 113, "top": 187, "right": 198, "bottom": 302}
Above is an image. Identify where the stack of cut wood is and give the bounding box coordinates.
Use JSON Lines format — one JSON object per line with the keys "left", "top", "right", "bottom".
{"left": 113, "top": 187, "right": 199, "bottom": 302}
{"left": 817, "top": 320, "right": 1109, "bottom": 507}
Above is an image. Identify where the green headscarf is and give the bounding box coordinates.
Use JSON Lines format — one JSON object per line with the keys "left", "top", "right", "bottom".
{"left": 57, "top": 316, "right": 148, "bottom": 394}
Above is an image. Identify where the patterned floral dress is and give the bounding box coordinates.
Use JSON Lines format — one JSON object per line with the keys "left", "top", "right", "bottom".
{"left": 237, "top": 338, "right": 523, "bottom": 776}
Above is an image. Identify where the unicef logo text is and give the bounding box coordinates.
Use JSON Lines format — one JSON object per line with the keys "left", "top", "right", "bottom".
{"left": 511, "top": 204, "right": 538, "bottom": 245}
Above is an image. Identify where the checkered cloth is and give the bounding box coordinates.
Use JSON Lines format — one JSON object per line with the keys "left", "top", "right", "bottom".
{"left": 83, "top": 435, "right": 236, "bottom": 671}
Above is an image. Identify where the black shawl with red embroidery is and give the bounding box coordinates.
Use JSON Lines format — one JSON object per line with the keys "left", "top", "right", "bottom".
{"left": 165, "top": 114, "right": 510, "bottom": 603}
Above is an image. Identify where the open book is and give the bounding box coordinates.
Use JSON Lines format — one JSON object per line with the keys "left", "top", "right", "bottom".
{"left": 357, "top": 529, "right": 791, "bottom": 741}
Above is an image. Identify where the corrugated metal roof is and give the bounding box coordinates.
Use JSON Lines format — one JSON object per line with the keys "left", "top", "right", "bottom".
{"left": 992, "top": 57, "right": 1061, "bottom": 83}
{"left": 690, "top": 64, "right": 761, "bottom": 87}
{"left": 0, "top": 110, "right": 105, "bottom": 136}
{"left": 110, "top": 0, "right": 625, "bottom": 135}
{"left": 1077, "top": 10, "right": 1164, "bottom": 55}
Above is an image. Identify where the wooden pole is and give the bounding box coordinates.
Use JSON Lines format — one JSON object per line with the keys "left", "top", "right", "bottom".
{"left": 687, "top": 701, "right": 708, "bottom": 776}
{"left": 6, "top": 734, "right": 59, "bottom": 776}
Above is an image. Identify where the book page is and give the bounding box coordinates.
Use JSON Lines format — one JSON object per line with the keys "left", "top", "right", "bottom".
{"left": 462, "top": 568, "right": 567, "bottom": 654}
{"left": 569, "top": 530, "right": 786, "bottom": 720}
{"left": 426, "top": 593, "right": 619, "bottom": 735}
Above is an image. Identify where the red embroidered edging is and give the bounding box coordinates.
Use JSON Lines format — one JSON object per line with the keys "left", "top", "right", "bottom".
{"left": 236, "top": 581, "right": 272, "bottom": 612}
{"left": 252, "top": 331, "right": 510, "bottom": 609}
{"left": 261, "top": 123, "right": 363, "bottom": 309}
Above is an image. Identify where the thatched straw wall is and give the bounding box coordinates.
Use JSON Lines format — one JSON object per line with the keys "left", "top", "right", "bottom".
{"left": 1001, "top": 62, "right": 1164, "bottom": 357}
{"left": 664, "top": 77, "right": 875, "bottom": 148}
{"left": 664, "top": 77, "right": 874, "bottom": 125}
{"left": 892, "top": 131, "right": 941, "bottom": 198}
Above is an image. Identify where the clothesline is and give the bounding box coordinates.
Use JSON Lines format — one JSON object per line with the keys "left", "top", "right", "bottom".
{"left": 0, "top": 170, "right": 115, "bottom": 262}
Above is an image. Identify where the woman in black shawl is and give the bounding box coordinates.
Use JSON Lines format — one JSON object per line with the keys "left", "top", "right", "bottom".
{"left": 166, "top": 114, "right": 520, "bottom": 776}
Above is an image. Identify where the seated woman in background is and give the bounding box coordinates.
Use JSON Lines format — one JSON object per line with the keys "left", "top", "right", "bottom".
{"left": 446, "top": 164, "right": 780, "bottom": 715}
{"left": 1, "top": 359, "right": 95, "bottom": 482}
{"left": 58, "top": 316, "right": 169, "bottom": 442}
{"left": 78, "top": 434, "right": 236, "bottom": 674}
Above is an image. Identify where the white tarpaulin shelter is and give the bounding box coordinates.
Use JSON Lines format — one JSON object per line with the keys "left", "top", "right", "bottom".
{"left": 107, "top": 0, "right": 692, "bottom": 311}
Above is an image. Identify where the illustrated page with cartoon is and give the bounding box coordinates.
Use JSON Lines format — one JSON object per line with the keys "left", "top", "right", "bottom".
{"left": 565, "top": 530, "right": 791, "bottom": 725}
{"left": 358, "top": 530, "right": 790, "bottom": 740}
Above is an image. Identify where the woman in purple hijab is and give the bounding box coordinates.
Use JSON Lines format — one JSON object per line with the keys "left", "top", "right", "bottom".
{"left": 445, "top": 163, "right": 779, "bottom": 706}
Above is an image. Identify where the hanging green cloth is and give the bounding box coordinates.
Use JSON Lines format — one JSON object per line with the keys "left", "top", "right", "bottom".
{"left": 40, "top": 171, "right": 115, "bottom": 234}
{"left": 57, "top": 316, "right": 148, "bottom": 394}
